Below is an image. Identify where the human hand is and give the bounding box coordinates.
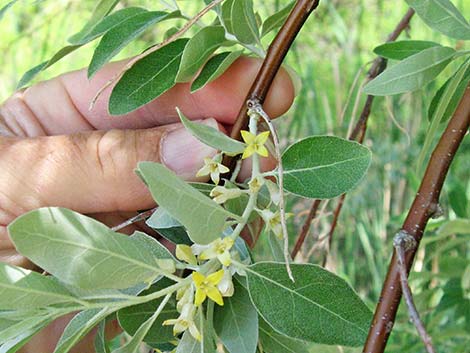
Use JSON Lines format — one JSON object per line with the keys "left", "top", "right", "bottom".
{"left": 0, "top": 57, "right": 294, "bottom": 352}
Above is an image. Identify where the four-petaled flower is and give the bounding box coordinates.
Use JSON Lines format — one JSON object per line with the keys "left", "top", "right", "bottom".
{"left": 162, "top": 302, "right": 201, "bottom": 341}
{"left": 192, "top": 270, "right": 225, "bottom": 306}
{"left": 199, "top": 237, "right": 234, "bottom": 266}
{"left": 241, "top": 130, "right": 270, "bottom": 159}
{"left": 196, "top": 156, "right": 229, "bottom": 185}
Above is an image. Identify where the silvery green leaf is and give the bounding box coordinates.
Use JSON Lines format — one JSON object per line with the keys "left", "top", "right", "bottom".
{"left": 258, "top": 319, "right": 310, "bottom": 353}
{"left": 0, "top": 318, "right": 51, "bottom": 353}
{"left": 191, "top": 50, "right": 243, "bottom": 92}
{"left": 406, "top": 0, "right": 470, "bottom": 40}
{"left": 8, "top": 208, "right": 168, "bottom": 290}
{"left": 54, "top": 308, "right": 114, "bottom": 353}
{"left": 177, "top": 108, "right": 245, "bottom": 155}
{"left": 0, "top": 315, "right": 53, "bottom": 344}
{"left": 214, "top": 282, "right": 258, "bottom": 353}
{"left": 363, "top": 46, "right": 456, "bottom": 95}
{"left": 246, "top": 262, "right": 372, "bottom": 346}
{"left": 137, "top": 162, "right": 241, "bottom": 244}
{"left": 109, "top": 38, "right": 188, "bottom": 115}
{"left": 282, "top": 136, "right": 371, "bottom": 199}
{"left": 146, "top": 208, "right": 192, "bottom": 246}
{"left": 176, "top": 25, "right": 227, "bottom": 82}
{"left": 261, "top": 1, "right": 295, "bottom": 37}
{"left": 0, "top": 262, "right": 77, "bottom": 310}
{"left": 222, "top": 0, "right": 260, "bottom": 44}
{"left": 94, "top": 320, "right": 110, "bottom": 353}
{"left": 88, "top": 11, "right": 180, "bottom": 78}
{"left": 373, "top": 40, "right": 441, "bottom": 60}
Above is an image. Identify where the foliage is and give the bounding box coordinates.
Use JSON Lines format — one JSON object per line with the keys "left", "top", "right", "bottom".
{"left": 0, "top": 0, "right": 470, "bottom": 352}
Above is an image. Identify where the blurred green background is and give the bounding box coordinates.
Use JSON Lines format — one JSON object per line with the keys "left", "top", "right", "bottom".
{"left": 1, "top": 0, "right": 469, "bottom": 352}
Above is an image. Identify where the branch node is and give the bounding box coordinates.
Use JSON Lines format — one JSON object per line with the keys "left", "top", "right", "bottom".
{"left": 393, "top": 230, "right": 416, "bottom": 254}
{"left": 428, "top": 203, "right": 444, "bottom": 219}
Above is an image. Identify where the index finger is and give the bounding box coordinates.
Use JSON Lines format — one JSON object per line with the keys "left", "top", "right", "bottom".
{"left": 1, "top": 57, "right": 295, "bottom": 136}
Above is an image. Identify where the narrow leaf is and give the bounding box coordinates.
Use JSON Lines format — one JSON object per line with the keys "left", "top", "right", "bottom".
{"left": 176, "top": 25, "right": 227, "bottom": 82}
{"left": 70, "top": 7, "right": 148, "bottom": 45}
{"left": 8, "top": 207, "right": 167, "bottom": 290}
{"left": 222, "top": 0, "right": 260, "bottom": 44}
{"left": 0, "top": 262, "right": 77, "bottom": 310}
{"left": 67, "top": 0, "right": 121, "bottom": 43}
{"left": 54, "top": 308, "right": 114, "bottom": 353}
{"left": 406, "top": 0, "right": 470, "bottom": 40}
{"left": 261, "top": 1, "right": 295, "bottom": 37}
{"left": 191, "top": 50, "right": 243, "bottom": 92}
{"left": 136, "top": 162, "right": 240, "bottom": 244}
{"left": 113, "top": 294, "right": 171, "bottom": 353}
{"left": 373, "top": 40, "right": 441, "bottom": 60}
{"left": 177, "top": 108, "right": 246, "bottom": 155}
{"left": 109, "top": 38, "right": 188, "bottom": 115}
{"left": 363, "top": 46, "right": 456, "bottom": 96}
{"left": 0, "top": 320, "right": 51, "bottom": 353}
{"left": 118, "top": 279, "right": 177, "bottom": 346}
{"left": 17, "top": 46, "right": 80, "bottom": 88}
{"left": 246, "top": 262, "right": 372, "bottom": 346}
{"left": 94, "top": 321, "right": 110, "bottom": 353}
{"left": 417, "top": 58, "right": 470, "bottom": 172}
{"left": 130, "top": 231, "right": 176, "bottom": 261}
{"left": 89, "top": 11, "right": 178, "bottom": 78}
{"left": 437, "top": 219, "right": 470, "bottom": 236}
{"left": 258, "top": 319, "right": 310, "bottom": 353}
{"left": 0, "top": 0, "right": 18, "bottom": 22}
{"left": 428, "top": 60, "right": 470, "bottom": 122}
{"left": 0, "top": 315, "right": 53, "bottom": 344}
{"left": 214, "top": 282, "right": 258, "bottom": 353}
{"left": 282, "top": 136, "right": 371, "bottom": 199}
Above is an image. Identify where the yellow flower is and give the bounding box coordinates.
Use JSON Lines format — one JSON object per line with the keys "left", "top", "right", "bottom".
{"left": 260, "top": 209, "right": 293, "bottom": 239}
{"left": 199, "top": 237, "right": 234, "bottom": 266}
{"left": 162, "top": 302, "right": 201, "bottom": 341}
{"left": 192, "top": 270, "right": 225, "bottom": 306}
{"left": 196, "top": 157, "right": 229, "bottom": 185}
{"left": 241, "top": 130, "right": 270, "bottom": 159}
{"left": 175, "top": 245, "right": 197, "bottom": 265}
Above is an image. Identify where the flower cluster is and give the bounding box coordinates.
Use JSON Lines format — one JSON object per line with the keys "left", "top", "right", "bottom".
{"left": 164, "top": 237, "right": 238, "bottom": 341}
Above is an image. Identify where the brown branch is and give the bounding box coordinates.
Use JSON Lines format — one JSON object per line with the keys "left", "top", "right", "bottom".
{"left": 293, "top": 8, "right": 415, "bottom": 260}
{"left": 224, "top": 0, "right": 320, "bottom": 170}
{"left": 291, "top": 199, "right": 321, "bottom": 258}
{"left": 363, "top": 86, "right": 470, "bottom": 353}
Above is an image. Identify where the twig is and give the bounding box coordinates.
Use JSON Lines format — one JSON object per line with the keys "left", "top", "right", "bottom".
{"left": 248, "top": 99, "right": 294, "bottom": 281}
{"left": 111, "top": 208, "right": 157, "bottom": 232}
{"left": 393, "top": 231, "right": 436, "bottom": 353}
{"left": 224, "top": 0, "right": 320, "bottom": 171}
{"left": 363, "top": 86, "right": 470, "bottom": 353}
{"left": 89, "top": 0, "right": 224, "bottom": 110}
{"left": 293, "top": 8, "right": 415, "bottom": 259}
{"left": 291, "top": 199, "right": 321, "bottom": 258}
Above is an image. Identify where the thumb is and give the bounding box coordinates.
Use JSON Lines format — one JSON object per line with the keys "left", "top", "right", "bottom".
{"left": 0, "top": 119, "right": 218, "bottom": 218}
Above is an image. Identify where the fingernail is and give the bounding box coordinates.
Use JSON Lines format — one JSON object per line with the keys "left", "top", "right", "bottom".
{"left": 161, "top": 118, "right": 218, "bottom": 179}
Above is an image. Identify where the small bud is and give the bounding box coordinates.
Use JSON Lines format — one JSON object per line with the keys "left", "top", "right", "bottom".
{"left": 210, "top": 186, "right": 242, "bottom": 204}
